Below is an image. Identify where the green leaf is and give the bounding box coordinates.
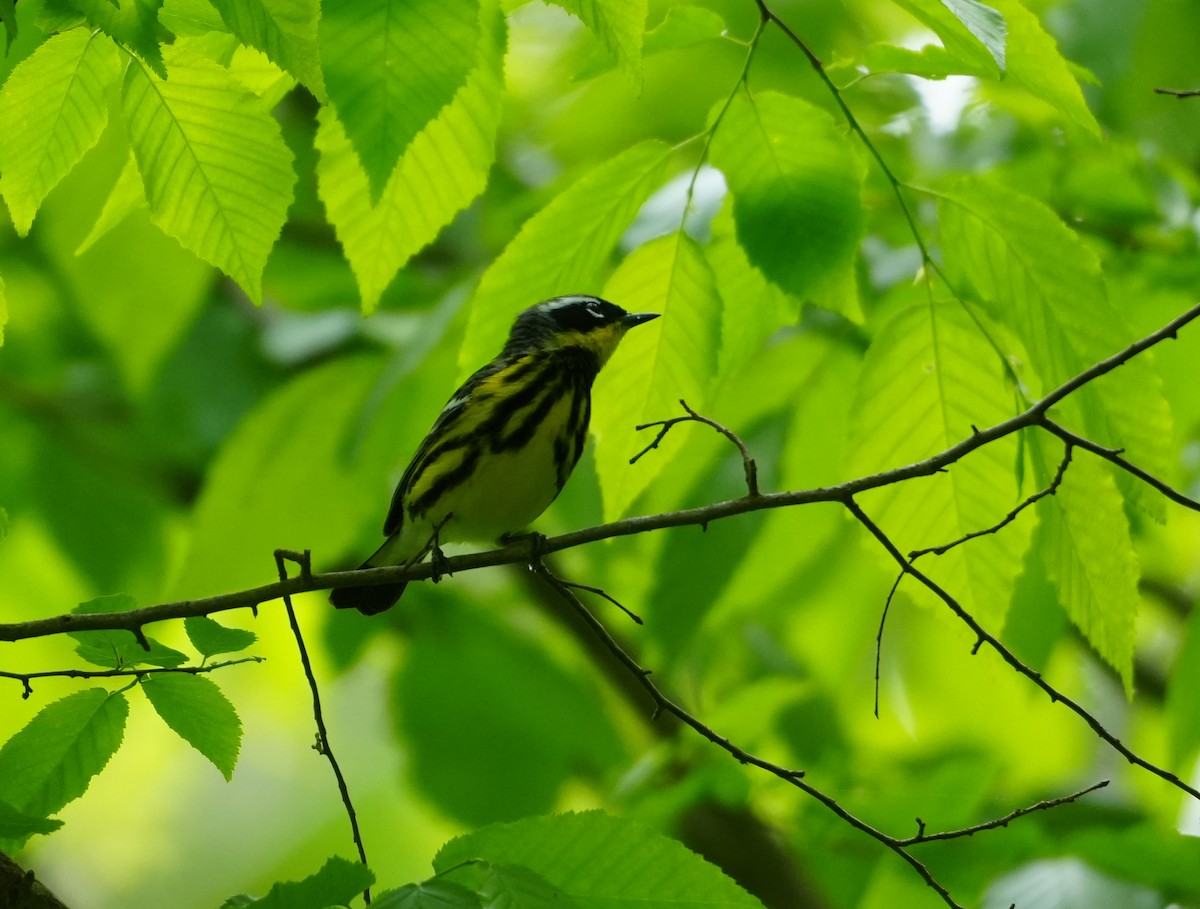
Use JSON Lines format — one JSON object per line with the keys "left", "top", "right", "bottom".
{"left": 984, "top": 0, "right": 1100, "bottom": 137}
{"left": 435, "top": 811, "right": 765, "bottom": 908}
{"left": 122, "top": 45, "right": 296, "bottom": 303}
{"left": 710, "top": 90, "right": 866, "bottom": 301}
{"left": 142, "top": 673, "right": 242, "bottom": 779}
{"left": 575, "top": 6, "right": 723, "bottom": 80}
{"left": 862, "top": 42, "right": 996, "bottom": 79}
{"left": 0, "top": 0, "right": 16, "bottom": 51}
{"left": 173, "top": 357, "right": 383, "bottom": 598}
{"left": 158, "top": 0, "right": 227, "bottom": 36}
{"left": 0, "top": 799, "right": 63, "bottom": 839}
{"left": 1166, "top": 605, "right": 1200, "bottom": 765}
{"left": 71, "top": 0, "right": 169, "bottom": 78}
{"left": 849, "top": 303, "right": 1031, "bottom": 629}
{"left": 893, "top": 0, "right": 1006, "bottom": 73}
{"left": 985, "top": 857, "right": 1159, "bottom": 909}
{"left": 0, "top": 272, "right": 5, "bottom": 346}
{"left": 320, "top": 0, "right": 480, "bottom": 201}
{"left": 1031, "top": 435, "right": 1139, "bottom": 690}
{"left": 476, "top": 864, "right": 579, "bottom": 909}
{"left": 551, "top": 0, "right": 647, "bottom": 83}
{"left": 208, "top": 0, "right": 323, "bottom": 98}
{"left": 315, "top": 0, "right": 504, "bottom": 313}
{"left": 592, "top": 231, "right": 722, "bottom": 520}
{"left": 937, "top": 178, "right": 1172, "bottom": 520}
{"left": 458, "top": 139, "right": 670, "bottom": 374}
{"left": 70, "top": 594, "right": 189, "bottom": 669}
{"left": 394, "top": 608, "right": 624, "bottom": 826}
{"left": 372, "top": 881, "right": 482, "bottom": 909}
{"left": 74, "top": 152, "right": 148, "bottom": 255}
{"left": 184, "top": 615, "right": 257, "bottom": 657}
{"left": 223, "top": 856, "right": 374, "bottom": 908}
{"left": 0, "top": 689, "right": 128, "bottom": 823}
{"left": 0, "top": 29, "right": 123, "bottom": 235}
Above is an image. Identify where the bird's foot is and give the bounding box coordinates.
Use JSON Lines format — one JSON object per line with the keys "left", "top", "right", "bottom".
{"left": 500, "top": 530, "right": 549, "bottom": 559}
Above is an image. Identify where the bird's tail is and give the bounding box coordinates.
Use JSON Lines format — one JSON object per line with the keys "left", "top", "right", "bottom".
{"left": 330, "top": 539, "right": 409, "bottom": 615}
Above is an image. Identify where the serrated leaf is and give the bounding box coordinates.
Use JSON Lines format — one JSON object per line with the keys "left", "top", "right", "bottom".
{"left": 478, "top": 863, "right": 579, "bottom": 909}
{"left": 1031, "top": 436, "right": 1138, "bottom": 691}
{"left": 373, "top": 881, "right": 482, "bottom": 909}
{"left": 315, "top": 0, "right": 504, "bottom": 313}
{"left": 185, "top": 615, "right": 257, "bottom": 657}
{"left": 0, "top": 799, "right": 63, "bottom": 839}
{"left": 71, "top": 0, "right": 168, "bottom": 78}
{"left": 0, "top": 689, "right": 128, "bottom": 825}
{"left": 710, "top": 90, "right": 865, "bottom": 301}
{"left": 849, "top": 303, "right": 1031, "bottom": 628}
{"left": 593, "top": 231, "right": 721, "bottom": 520}
{"left": 435, "top": 811, "right": 765, "bottom": 908}
{"left": 69, "top": 594, "right": 189, "bottom": 668}
{"left": 320, "top": 0, "right": 480, "bottom": 201}
{"left": 893, "top": 0, "right": 1006, "bottom": 73}
{"left": 122, "top": 45, "right": 296, "bottom": 303}
{"left": 0, "top": 29, "right": 122, "bottom": 235}
{"left": 459, "top": 139, "right": 670, "bottom": 374}
{"left": 158, "top": 0, "right": 227, "bottom": 36}
{"left": 75, "top": 151, "right": 148, "bottom": 255}
{"left": 209, "top": 0, "right": 323, "bottom": 98}
{"left": 552, "top": 0, "right": 646, "bottom": 83}
{"left": 985, "top": 0, "right": 1099, "bottom": 137}
{"left": 937, "top": 178, "right": 1172, "bottom": 520}
{"left": 142, "top": 673, "right": 242, "bottom": 779}
{"left": 227, "top": 856, "right": 374, "bottom": 909}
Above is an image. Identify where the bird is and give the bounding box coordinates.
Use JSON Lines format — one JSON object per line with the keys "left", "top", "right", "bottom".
{"left": 330, "top": 294, "right": 660, "bottom": 615}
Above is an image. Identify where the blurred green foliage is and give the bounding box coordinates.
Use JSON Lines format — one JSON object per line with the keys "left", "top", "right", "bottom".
{"left": 2, "top": 0, "right": 1200, "bottom": 906}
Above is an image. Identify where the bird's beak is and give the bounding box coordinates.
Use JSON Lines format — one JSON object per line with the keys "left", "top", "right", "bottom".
{"left": 621, "top": 312, "right": 660, "bottom": 328}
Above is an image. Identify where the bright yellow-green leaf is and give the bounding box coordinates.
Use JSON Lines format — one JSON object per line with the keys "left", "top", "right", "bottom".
{"left": 75, "top": 152, "right": 147, "bottom": 256}
{"left": 209, "top": 0, "right": 324, "bottom": 98}
{"left": 71, "top": 0, "right": 168, "bottom": 78}
{"left": 1031, "top": 435, "right": 1139, "bottom": 691}
{"left": 893, "top": 0, "right": 1006, "bottom": 74}
{"left": 122, "top": 45, "right": 296, "bottom": 303}
{"left": 937, "top": 178, "right": 1172, "bottom": 520}
{"left": 551, "top": 0, "right": 647, "bottom": 84}
{"left": 850, "top": 303, "right": 1031, "bottom": 628}
{"left": 320, "top": 0, "right": 480, "bottom": 201}
{"left": 458, "top": 139, "right": 671, "bottom": 374}
{"left": 709, "top": 91, "right": 866, "bottom": 302}
{"left": 0, "top": 29, "right": 122, "bottom": 235}
{"left": 316, "top": 0, "right": 504, "bottom": 313}
{"left": 0, "top": 272, "right": 5, "bottom": 346}
{"left": 593, "top": 231, "right": 721, "bottom": 520}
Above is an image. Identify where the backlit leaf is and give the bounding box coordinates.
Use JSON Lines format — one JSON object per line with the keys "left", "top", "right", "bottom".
{"left": 209, "top": 0, "right": 323, "bottom": 97}
{"left": 551, "top": 0, "right": 646, "bottom": 83}
{"left": 142, "top": 673, "right": 242, "bottom": 780}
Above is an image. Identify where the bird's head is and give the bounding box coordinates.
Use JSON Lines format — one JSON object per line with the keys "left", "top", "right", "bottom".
{"left": 502, "top": 295, "right": 660, "bottom": 367}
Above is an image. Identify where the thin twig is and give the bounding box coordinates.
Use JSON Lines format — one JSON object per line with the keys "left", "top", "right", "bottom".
{"left": 908, "top": 443, "right": 1074, "bottom": 559}
{"left": 274, "top": 550, "right": 371, "bottom": 904}
{"left": 874, "top": 572, "right": 905, "bottom": 719}
{"left": 5, "top": 298, "right": 1200, "bottom": 646}
{"left": 632, "top": 399, "right": 760, "bottom": 496}
{"left": 1155, "top": 87, "right": 1200, "bottom": 99}
{"left": 898, "top": 780, "right": 1110, "bottom": 846}
{"left": 0, "top": 657, "right": 263, "bottom": 700}
{"left": 529, "top": 558, "right": 966, "bottom": 909}
{"left": 844, "top": 498, "right": 1200, "bottom": 803}
{"left": 558, "top": 579, "right": 643, "bottom": 625}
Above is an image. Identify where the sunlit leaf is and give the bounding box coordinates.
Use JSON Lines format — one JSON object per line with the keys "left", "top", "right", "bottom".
{"left": 209, "top": 0, "right": 323, "bottom": 97}
{"left": 1031, "top": 434, "right": 1138, "bottom": 690}
{"left": 710, "top": 91, "right": 865, "bottom": 301}
{"left": 937, "top": 178, "right": 1172, "bottom": 521}
{"left": 0, "top": 29, "right": 122, "bottom": 235}
{"left": 320, "top": 0, "right": 480, "bottom": 201}
{"left": 551, "top": 0, "right": 646, "bottom": 83}
{"left": 458, "top": 139, "right": 670, "bottom": 373}
{"left": 593, "top": 231, "right": 721, "bottom": 520}
{"left": 893, "top": 0, "right": 1006, "bottom": 73}
{"left": 435, "top": 811, "right": 765, "bottom": 908}
{"left": 315, "top": 0, "right": 504, "bottom": 313}
{"left": 372, "top": 881, "right": 482, "bottom": 909}
{"left": 142, "top": 673, "right": 242, "bottom": 780}
{"left": 122, "top": 45, "right": 295, "bottom": 303}
{"left": 0, "top": 689, "right": 128, "bottom": 826}
{"left": 74, "top": 152, "right": 147, "bottom": 255}
{"left": 850, "top": 302, "right": 1031, "bottom": 628}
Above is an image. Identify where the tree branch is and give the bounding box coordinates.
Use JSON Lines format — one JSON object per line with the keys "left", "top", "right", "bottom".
{"left": 4, "top": 299, "right": 1197, "bottom": 646}
{"left": 0, "top": 657, "right": 263, "bottom": 699}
